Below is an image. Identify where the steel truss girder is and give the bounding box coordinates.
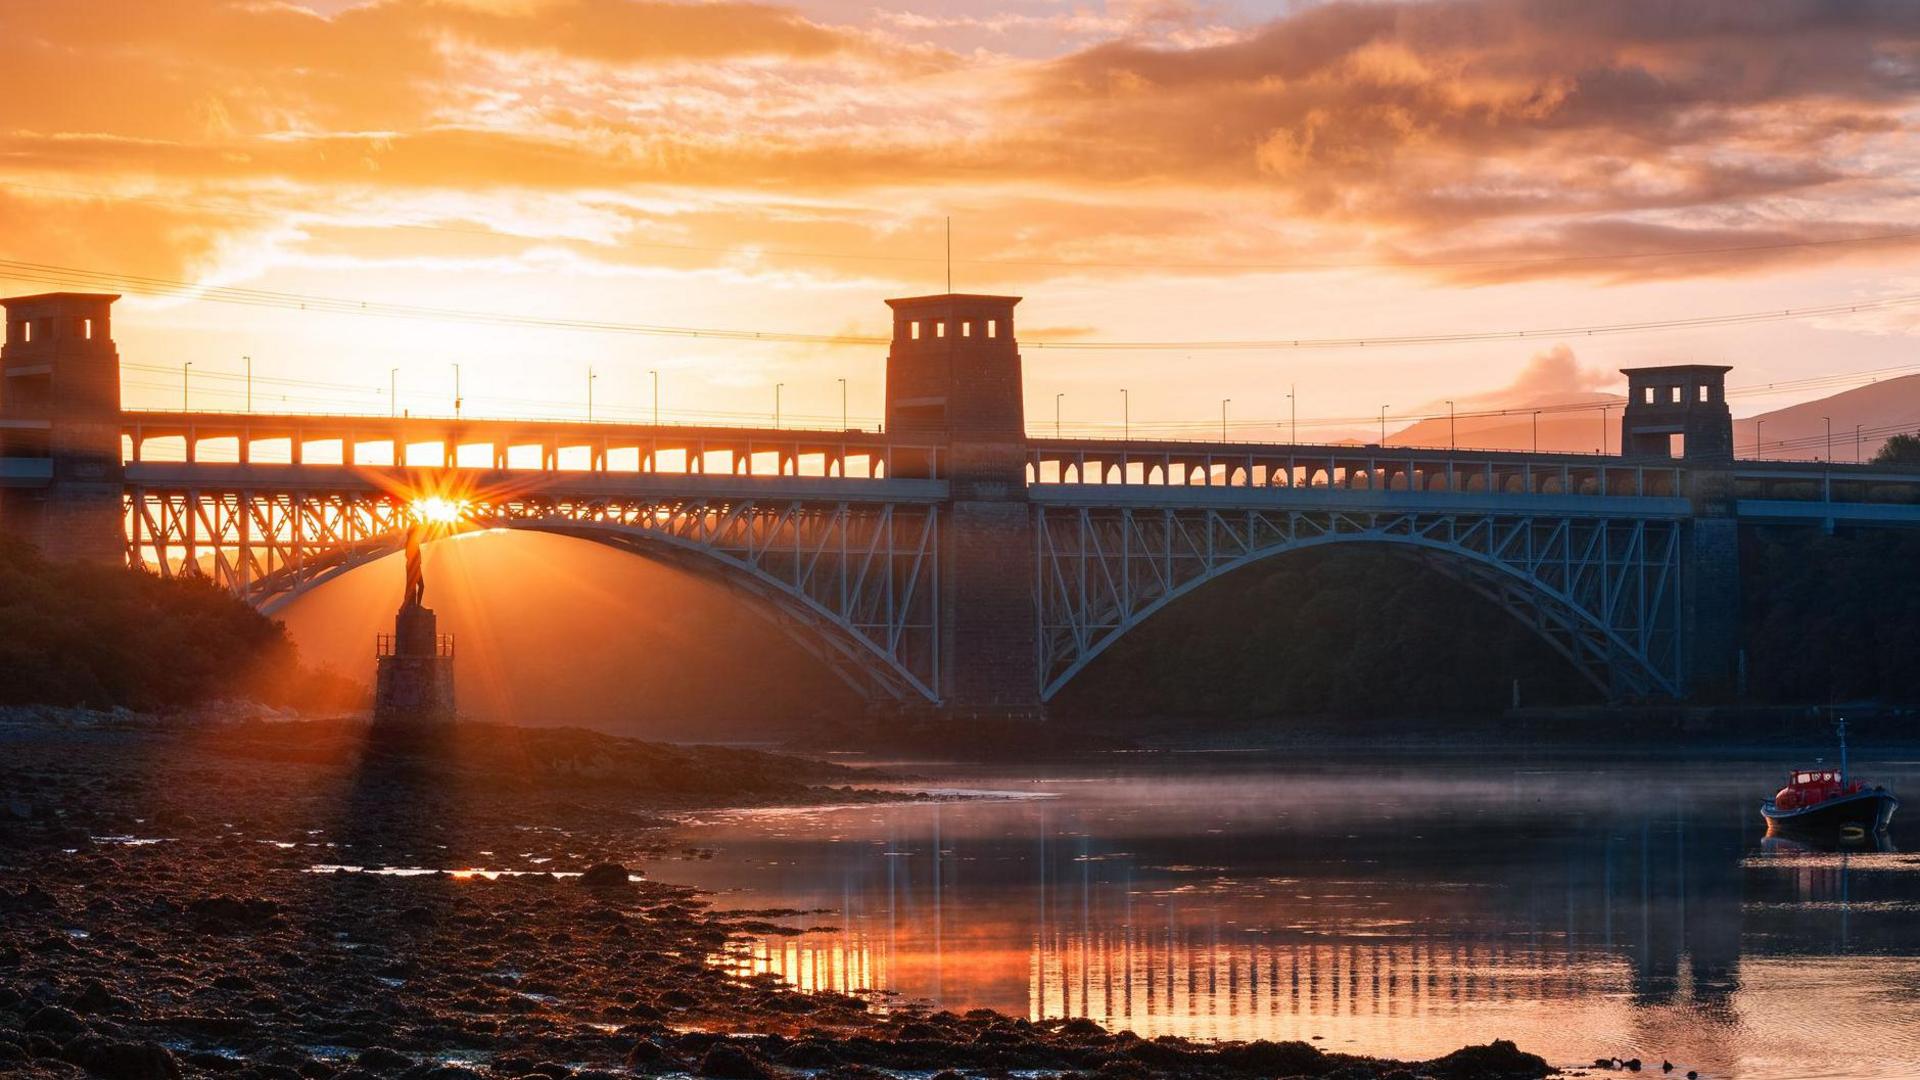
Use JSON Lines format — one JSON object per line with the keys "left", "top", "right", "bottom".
{"left": 124, "top": 488, "right": 942, "bottom": 703}
{"left": 1034, "top": 506, "right": 1683, "bottom": 702}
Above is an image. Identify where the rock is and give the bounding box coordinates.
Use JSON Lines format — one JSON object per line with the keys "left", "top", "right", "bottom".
{"left": 26, "top": 1004, "right": 89, "bottom": 1036}
{"left": 68, "top": 980, "right": 118, "bottom": 1015}
{"left": 355, "top": 1048, "right": 415, "bottom": 1073}
{"left": 696, "top": 1043, "right": 772, "bottom": 1079}
{"left": 577, "top": 864, "right": 632, "bottom": 888}
{"left": 186, "top": 896, "right": 281, "bottom": 931}
{"left": 1215, "top": 1040, "right": 1327, "bottom": 1076}
{"left": 1426, "top": 1039, "right": 1552, "bottom": 1079}
{"left": 624, "top": 1041, "right": 674, "bottom": 1068}
{"left": 73, "top": 1039, "right": 182, "bottom": 1080}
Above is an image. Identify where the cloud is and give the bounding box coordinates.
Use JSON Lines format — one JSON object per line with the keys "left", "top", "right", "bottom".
{"left": 4, "top": 0, "right": 1920, "bottom": 294}
{"left": 1431, "top": 344, "right": 1617, "bottom": 410}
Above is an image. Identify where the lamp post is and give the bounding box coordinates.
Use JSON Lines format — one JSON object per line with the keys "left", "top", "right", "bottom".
{"left": 775, "top": 383, "right": 784, "bottom": 429}
{"left": 183, "top": 361, "right": 193, "bottom": 411}
{"left": 649, "top": 370, "right": 659, "bottom": 426}
{"left": 1823, "top": 415, "right": 1833, "bottom": 502}
{"left": 452, "top": 363, "right": 462, "bottom": 417}
{"left": 1120, "top": 388, "right": 1129, "bottom": 443}
{"left": 1756, "top": 417, "right": 1765, "bottom": 458}
{"left": 389, "top": 367, "right": 398, "bottom": 418}
{"left": 1532, "top": 410, "right": 1541, "bottom": 452}
{"left": 838, "top": 378, "right": 847, "bottom": 430}
{"left": 1600, "top": 405, "right": 1607, "bottom": 454}
{"left": 587, "top": 366, "right": 597, "bottom": 422}
{"left": 1056, "top": 393, "right": 1064, "bottom": 438}
{"left": 1856, "top": 424, "right": 1863, "bottom": 463}
{"left": 1222, "top": 399, "right": 1231, "bottom": 442}
{"left": 1287, "top": 385, "right": 1296, "bottom": 445}
{"left": 242, "top": 355, "right": 251, "bottom": 413}
{"left": 1379, "top": 404, "right": 1388, "bottom": 446}
{"left": 1446, "top": 400, "right": 1455, "bottom": 450}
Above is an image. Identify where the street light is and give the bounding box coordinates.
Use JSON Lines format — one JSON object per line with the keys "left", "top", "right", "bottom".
{"left": 1856, "top": 423, "right": 1863, "bottom": 463}
{"left": 587, "top": 366, "right": 597, "bottom": 422}
{"left": 1600, "top": 405, "right": 1608, "bottom": 454}
{"left": 1222, "top": 398, "right": 1231, "bottom": 442}
{"left": 649, "top": 370, "right": 659, "bottom": 426}
{"left": 1287, "top": 385, "right": 1296, "bottom": 446}
{"left": 1755, "top": 417, "right": 1765, "bottom": 458}
{"left": 1120, "top": 388, "right": 1129, "bottom": 443}
{"left": 1446, "top": 400, "right": 1455, "bottom": 450}
{"left": 389, "top": 367, "right": 398, "bottom": 418}
{"left": 1379, "top": 404, "right": 1388, "bottom": 446}
{"left": 1823, "top": 416, "right": 1833, "bottom": 501}
{"left": 242, "top": 355, "right": 251, "bottom": 413}
{"left": 183, "top": 361, "right": 193, "bottom": 411}
{"left": 1532, "top": 410, "right": 1541, "bottom": 452}
{"left": 452, "top": 363, "right": 462, "bottom": 417}
{"left": 1056, "top": 393, "right": 1064, "bottom": 438}
{"left": 838, "top": 378, "right": 847, "bottom": 430}
{"left": 775, "top": 382, "right": 784, "bottom": 429}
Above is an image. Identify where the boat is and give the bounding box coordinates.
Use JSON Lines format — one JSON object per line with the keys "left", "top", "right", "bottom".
{"left": 1762, "top": 718, "right": 1899, "bottom": 835}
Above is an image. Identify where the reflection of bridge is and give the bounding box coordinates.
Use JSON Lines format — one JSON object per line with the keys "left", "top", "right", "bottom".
{"left": 6, "top": 290, "right": 1920, "bottom": 712}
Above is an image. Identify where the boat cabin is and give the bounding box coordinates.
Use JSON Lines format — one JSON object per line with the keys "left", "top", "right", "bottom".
{"left": 1774, "top": 768, "right": 1863, "bottom": 811}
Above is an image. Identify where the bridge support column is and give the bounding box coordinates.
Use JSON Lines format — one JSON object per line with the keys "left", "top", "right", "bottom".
{"left": 0, "top": 293, "right": 125, "bottom": 565}
{"left": 1621, "top": 365, "right": 1741, "bottom": 700}
{"left": 1682, "top": 467, "right": 1742, "bottom": 700}
{"left": 886, "top": 293, "right": 1044, "bottom": 719}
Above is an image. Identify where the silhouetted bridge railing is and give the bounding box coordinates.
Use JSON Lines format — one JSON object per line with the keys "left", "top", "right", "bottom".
{"left": 7, "top": 290, "right": 1920, "bottom": 714}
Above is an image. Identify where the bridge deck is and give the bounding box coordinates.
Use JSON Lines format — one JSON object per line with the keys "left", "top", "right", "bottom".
{"left": 4, "top": 409, "right": 1917, "bottom": 526}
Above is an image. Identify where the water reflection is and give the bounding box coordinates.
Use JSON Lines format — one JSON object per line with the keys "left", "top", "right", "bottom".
{"left": 684, "top": 761, "right": 1920, "bottom": 1078}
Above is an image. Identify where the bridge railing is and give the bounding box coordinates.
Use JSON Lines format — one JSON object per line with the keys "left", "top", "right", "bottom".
{"left": 120, "top": 410, "right": 941, "bottom": 481}
{"left": 1027, "top": 439, "right": 1687, "bottom": 499}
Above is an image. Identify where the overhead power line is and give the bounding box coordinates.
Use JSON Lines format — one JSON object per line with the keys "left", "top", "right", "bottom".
{"left": 4, "top": 257, "right": 1918, "bottom": 352}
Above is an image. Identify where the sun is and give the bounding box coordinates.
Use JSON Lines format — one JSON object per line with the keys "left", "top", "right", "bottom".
{"left": 410, "top": 495, "right": 467, "bottom": 525}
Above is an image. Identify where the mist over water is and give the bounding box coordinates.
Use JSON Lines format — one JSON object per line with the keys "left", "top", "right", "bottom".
{"left": 668, "top": 756, "right": 1920, "bottom": 1080}
{"left": 275, "top": 530, "right": 856, "bottom": 736}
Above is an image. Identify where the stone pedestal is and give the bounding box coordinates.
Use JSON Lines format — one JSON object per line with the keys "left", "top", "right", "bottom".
{"left": 373, "top": 603, "right": 455, "bottom": 724}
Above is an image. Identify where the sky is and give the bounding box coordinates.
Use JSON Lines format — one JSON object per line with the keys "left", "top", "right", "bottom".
{"left": 6, "top": 0, "right": 1920, "bottom": 441}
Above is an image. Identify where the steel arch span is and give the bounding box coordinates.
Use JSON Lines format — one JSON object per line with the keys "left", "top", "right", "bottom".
{"left": 124, "top": 488, "right": 943, "bottom": 704}
{"left": 1034, "top": 506, "right": 1684, "bottom": 702}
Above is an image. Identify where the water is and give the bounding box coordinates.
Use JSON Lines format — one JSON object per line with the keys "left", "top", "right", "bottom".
{"left": 663, "top": 754, "right": 1920, "bottom": 1080}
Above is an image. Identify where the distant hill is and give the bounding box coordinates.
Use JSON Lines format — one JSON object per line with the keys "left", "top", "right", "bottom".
{"left": 1733, "top": 374, "right": 1920, "bottom": 462}
{"left": 1383, "top": 376, "right": 1920, "bottom": 460}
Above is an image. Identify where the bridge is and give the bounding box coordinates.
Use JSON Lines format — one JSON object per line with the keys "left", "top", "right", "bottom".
{"left": 5, "top": 290, "right": 1920, "bottom": 715}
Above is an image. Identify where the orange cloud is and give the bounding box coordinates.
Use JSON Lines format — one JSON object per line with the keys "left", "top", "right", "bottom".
{"left": 4, "top": 0, "right": 1920, "bottom": 296}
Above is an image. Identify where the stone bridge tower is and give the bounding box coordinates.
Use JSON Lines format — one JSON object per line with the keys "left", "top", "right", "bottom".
{"left": 0, "top": 293, "right": 125, "bottom": 564}
{"left": 1621, "top": 364, "right": 1740, "bottom": 699}
{"left": 885, "top": 294, "right": 1043, "bottom": 718}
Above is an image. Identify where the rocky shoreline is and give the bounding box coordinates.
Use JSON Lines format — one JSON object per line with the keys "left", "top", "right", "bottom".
{"left": 2, "top": 714, "right": 1555, "bottom": 1080}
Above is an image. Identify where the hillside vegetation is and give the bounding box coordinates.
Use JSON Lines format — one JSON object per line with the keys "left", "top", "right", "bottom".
{"left": 0, "top": 537, "right": 361, "bottom": 711}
